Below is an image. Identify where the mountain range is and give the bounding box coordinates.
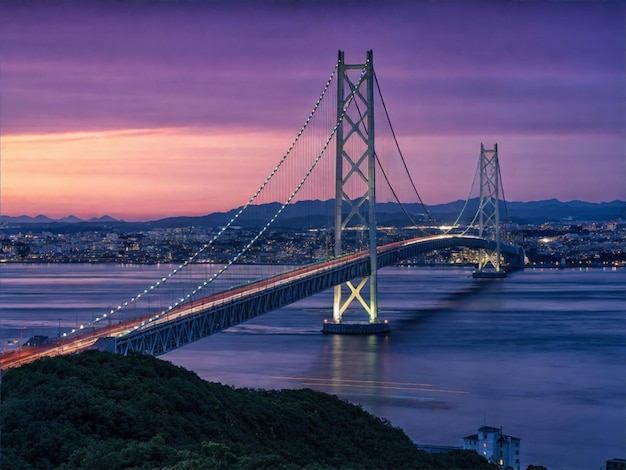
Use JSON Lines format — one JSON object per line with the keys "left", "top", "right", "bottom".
{"left": 1, "top": 199, "right": 624, "bottom": 231}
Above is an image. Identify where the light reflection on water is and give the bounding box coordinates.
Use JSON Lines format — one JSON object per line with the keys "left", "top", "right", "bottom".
{"left": 1, "top": 264, "right": 624, "bottom": 469}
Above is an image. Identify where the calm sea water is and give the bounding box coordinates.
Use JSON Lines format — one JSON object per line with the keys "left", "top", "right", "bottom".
{"left": 1, "top": 263, "right": 624, "bottom": 469}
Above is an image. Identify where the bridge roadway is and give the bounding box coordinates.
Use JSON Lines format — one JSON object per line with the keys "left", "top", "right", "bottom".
{"left": 0, "top": 235, "right": 524, "bottom": 369}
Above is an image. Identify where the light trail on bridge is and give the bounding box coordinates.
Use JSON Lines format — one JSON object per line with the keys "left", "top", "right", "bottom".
{"left": 273, "top": 376, "right": 470, "bottom": 395}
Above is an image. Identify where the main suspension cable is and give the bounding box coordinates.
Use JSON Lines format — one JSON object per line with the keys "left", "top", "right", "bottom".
{"left": 350, "top": 77, "right": 433, "bottom": 235}
{"left": 498, "top": 159, "right": 509, "bottom": 220}
{"left": 374, "top": 152, "right": 432, "bottom": 234}
{"left": 374, "top": 71, "right": 437, "bottom": 227}
{"left": 450, "top": 156, "right": 481, "bottom": 235}
{"left": 134, "top": 63, "right": 371, "bottom": 331}
{"left": 71, "top": 61, "right": 341, "bottom": 337}
{"left": 374, "top": 71, "right": 487, "bottom": 237}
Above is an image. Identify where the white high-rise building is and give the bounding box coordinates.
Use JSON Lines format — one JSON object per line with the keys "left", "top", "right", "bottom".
{"left": 463, "top": 425, "right": 521, "bottom": 470}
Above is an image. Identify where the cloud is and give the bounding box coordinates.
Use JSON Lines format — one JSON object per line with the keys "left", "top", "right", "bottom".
{"left": 0, "top": 1, "right": 623, "bottom": 217}
{"left": 1, "top": 1, "right": 622, "bottom": 136}
{"left": 1, "top": 127, "right": 302, "bottom": 220}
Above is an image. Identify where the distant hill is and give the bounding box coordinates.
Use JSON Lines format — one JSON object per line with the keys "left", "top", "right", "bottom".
{"left": 0, "top": 351, "right": 497, "bottom": 470}
{"left": 1, "top": 199, "right": 623, "bottom": 232}
{"left": 0, "top": 214, "right": 120, "bottom": 225}
{"left": 88, "top": 215, "right": 119, "bottom": 223}
{"left": 426, "top": 198, "right": 626, "bottom": 225}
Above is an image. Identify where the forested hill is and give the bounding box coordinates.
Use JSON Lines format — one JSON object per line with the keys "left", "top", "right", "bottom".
{"left": 0, "top": 351, "right": 496, "bottom": 470}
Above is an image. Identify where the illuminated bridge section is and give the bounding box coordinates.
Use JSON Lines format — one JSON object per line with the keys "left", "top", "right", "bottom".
{"left": 113, "top": 235, "right": 524, "bottom": 356}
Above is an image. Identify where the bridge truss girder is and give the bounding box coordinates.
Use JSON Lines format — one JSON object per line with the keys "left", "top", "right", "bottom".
{"left": 115, "top": 260, "right": 370, "bottom": 356}
{"left": 113, "top": 235, "right": 525, "bottom": 356}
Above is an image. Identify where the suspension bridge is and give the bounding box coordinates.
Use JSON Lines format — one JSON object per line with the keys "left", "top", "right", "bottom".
{"left": 0, "top": 51, "right": 525, "bottom": 370}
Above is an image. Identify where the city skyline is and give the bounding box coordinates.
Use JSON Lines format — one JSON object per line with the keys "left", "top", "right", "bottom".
{"left": 1, "top": 1, "right": 624, "bottom": 221}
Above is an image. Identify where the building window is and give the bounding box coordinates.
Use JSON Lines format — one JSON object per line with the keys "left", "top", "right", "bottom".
{"left": 516, "top": 450, "right": 519, "bottom": 455}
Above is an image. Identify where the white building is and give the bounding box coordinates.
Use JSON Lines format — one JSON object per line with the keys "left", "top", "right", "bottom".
{"left": 463, "top": 425, "right": 521, "bottom": 469}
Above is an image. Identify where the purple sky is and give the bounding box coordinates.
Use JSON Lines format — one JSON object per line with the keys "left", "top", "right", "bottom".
{"left": 1, "top": 1, "right": 624, "bottom": 220}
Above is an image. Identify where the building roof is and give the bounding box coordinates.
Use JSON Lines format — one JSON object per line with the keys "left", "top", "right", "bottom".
{"left": 464, "top": 426, "right": 520, "bottom": 442}
{"left": 478, "top": 426, "right": 502, "bottom": 433}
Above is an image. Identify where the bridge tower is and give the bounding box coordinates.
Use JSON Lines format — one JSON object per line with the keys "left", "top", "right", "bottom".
{"left": 474, "top": 143, "right": 506, "bottom": 278}
{"left": 323, "top": 50, "right": 389, "bottom": 334}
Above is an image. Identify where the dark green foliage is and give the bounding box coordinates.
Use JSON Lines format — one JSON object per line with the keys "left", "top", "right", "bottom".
{"left": 1, "top": 351, "right": 496, "bottom": 469}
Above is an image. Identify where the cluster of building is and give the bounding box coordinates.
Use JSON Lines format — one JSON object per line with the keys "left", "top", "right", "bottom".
{"left": 0, "top": 227, "right": 336, "bottom": 264}
{"left": 0, "top": 221, "right": 623, "bottom": 267}
{"left": 510, "top": 221, "right": 625, "bottom": 267}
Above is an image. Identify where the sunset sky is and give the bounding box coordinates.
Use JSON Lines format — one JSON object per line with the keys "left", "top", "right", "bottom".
{"left": 1, "top": 0, "right": 623, "bottom": 221}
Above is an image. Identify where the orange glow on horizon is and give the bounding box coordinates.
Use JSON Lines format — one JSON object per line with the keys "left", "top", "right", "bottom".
{"left": 1, "top": 127, "right": 292, "bottom": 221}
{"left": 3, "top": 127, "right": 616, "bottom": 222}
